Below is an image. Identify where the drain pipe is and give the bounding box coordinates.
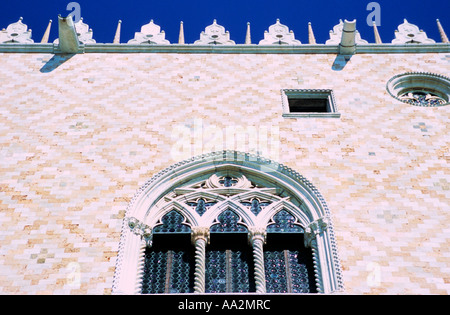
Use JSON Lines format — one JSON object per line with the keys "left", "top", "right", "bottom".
{"left": 339, "top": 19, "right": 357, "bottom": 58}
{"left": 57, "top": 14, "right": 80, "bottom": 53}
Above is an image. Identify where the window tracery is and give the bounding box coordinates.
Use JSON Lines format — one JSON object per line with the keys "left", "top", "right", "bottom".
{"left": 137, "top": 172, "right": 319, "bottom": 294}
{"left": 399, "top": 91, "right": 446, "bottom": 106}
{"left": 267, "top": 209, "right": 304, "bottom": 233}
{"left": 387, "top": 72, "right": 450, "bottom": 107}
{"left": 113, "top": 151, "right": 344, "bottom": 295}
{"left": 153, "top": 210, "right": 191, "bottom": 234}
{"left": 210, "top": 209, "right": 248, "bottom": 233}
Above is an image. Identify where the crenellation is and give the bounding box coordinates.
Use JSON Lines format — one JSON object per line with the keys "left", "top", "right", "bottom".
{"left": 0, "top": 16, "right": 449, "bottom": 45}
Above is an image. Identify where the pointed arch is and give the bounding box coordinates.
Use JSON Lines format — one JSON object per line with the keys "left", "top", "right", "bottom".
{"left": 204, "top": 198, "right": 255, "bottom": 228}
{"left": 153, "top": 210, "right": 191, "bottom": 234}
{"left": 266, "top": 209, "right": 304, "bottom": 233}
{"left": 112, "top": 151, "right": 344, "bottom": 294}
{"left": 257, "top": 198, "right": 311, "bottom": 229}
{"left": 210, "top": 209, "right": 248, "bottom": 233}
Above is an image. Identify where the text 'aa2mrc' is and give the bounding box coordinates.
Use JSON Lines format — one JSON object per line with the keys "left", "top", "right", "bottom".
{"left": 178, "top": 299, "right": 271, "bottom": 312}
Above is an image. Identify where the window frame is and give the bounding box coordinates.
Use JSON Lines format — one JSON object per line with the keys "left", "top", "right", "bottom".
{"left": 281, "top": 89, "right": 341, "bottom": 118}
{"left": 112, "top": 151, "right": 345, "bottom": 295}
{"left": 386, "top": 72, "right": 450, "bottom": 107}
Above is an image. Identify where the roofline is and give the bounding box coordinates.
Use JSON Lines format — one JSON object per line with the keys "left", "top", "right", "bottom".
{"left": 0, "top": 43, "right": 449, "bottom": 54}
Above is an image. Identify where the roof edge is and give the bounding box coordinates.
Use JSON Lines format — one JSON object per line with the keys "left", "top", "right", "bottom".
{"left": 0, "top": 43, "right": 448, "bottom": 54}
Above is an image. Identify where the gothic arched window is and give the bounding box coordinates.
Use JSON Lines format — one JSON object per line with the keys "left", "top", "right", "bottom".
{"left": 113, "top": 151, "right": 344, "bottom": 294}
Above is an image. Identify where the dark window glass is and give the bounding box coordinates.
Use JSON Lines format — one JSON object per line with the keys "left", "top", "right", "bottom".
{"left": 153, "top": 210, "right": 191, "bottom": 234}
{"left": 205, "top": 233, "right": 255, "bottom": 293}
{"left": 264, "top": 233, "right": 317, "bottom": 293}
{"left": 210, "top": 209, "right": 248, "bottom": 233}
{"left": 141, "top": 234, "right": 195, "bottom": 294}
{"left": 267, "top": 209, "right": 304, "bottom": 233}
{"left": 288, "top": 98, "right": 328, "bottom": 113}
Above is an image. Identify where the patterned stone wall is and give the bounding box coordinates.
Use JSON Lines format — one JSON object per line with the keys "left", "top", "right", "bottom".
{"left": 0, "top": 51, "right": 448, "bottom": 294}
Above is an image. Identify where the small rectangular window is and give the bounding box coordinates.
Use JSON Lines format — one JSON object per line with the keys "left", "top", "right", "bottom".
{"left": 281, "top": 89, "right": 341, "bottom": 118}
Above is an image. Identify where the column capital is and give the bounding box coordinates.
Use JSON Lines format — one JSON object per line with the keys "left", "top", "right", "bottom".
{"left": 304, "top": 216, "right": 329, "bottom": 247}
{"left": 248, "top": 226, "right": 267, "bottom": 245}
{"left": 191, "top": 226, "right": 210, "bottom": 244}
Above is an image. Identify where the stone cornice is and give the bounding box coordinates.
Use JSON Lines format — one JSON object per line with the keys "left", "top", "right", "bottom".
{"left": 0, "top": 43, "right": 449, "bottom": 54}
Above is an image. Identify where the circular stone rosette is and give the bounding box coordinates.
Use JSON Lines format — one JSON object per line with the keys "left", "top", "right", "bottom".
{"left": 386, "top": 72, "right": 450, "bottom": 107}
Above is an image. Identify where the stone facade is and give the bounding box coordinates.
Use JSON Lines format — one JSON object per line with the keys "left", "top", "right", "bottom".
{"left": 0, "top": 48, "right": 449, "bottom": 294}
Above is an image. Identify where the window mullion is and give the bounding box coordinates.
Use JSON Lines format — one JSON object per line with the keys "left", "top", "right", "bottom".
{"left": 164, "top": 250, "right": 173, "bottom": 293}
{"left": 284, "top": 250, "right": 293, "bottom": 293}
{"left": 226, "top": 249, "right": 232, "bottom": 292}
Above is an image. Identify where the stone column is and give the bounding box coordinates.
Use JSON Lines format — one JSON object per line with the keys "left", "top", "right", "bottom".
{"left": 122, "top": 217, "right": 153, "bottom": 294}
{"left": 249, "top": 227, "right": 267, "bottom": 293}
{"left": 191, "top": 227, "right": 210, "bottom": 293}
{"left": 304, "top": 217, "right": 330, "bottom": 293}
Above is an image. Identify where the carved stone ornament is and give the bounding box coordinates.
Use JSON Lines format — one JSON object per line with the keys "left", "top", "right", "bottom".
{"left": 386, "top": 72, "right": 450, "bottom": 107}
{"left": 248, "top": 227, "right": 267, "bottom": 244}
{"left": 204, "top": 172, "right": 252, "bottom": 189}
{"left": 392, "top": 19, "right": 435, "bottom": 44}
{"left": 191, "top": 226, "right": 210, "bottom": 244}
{"left": 304, "top": 217, "right": 329, "bottom": 247}
{"left": 194, "top": 20, "right": 235, "bottom": 45}
{"left": 259, "top": 19, "right": 301, "bottom": 45}
{"left": 325, "top": 19, "right": 368, "bottom": 45}
{"left": 127, "top": 217, "right": 152, "bottom": 246}
{"left": 0, "top": 17, "right": 33, "bottom": 44}
{"left": 127, "top": 20, "right": 170, "bottom": 45}
{"left": 73, "top": 18, "right": 96, "bottom": 44}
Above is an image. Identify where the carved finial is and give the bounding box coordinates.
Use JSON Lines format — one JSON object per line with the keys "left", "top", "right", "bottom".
{"left": 259, "top": 19, "right": 301, "bottom": 45}
{"left": 127, "top": 20, "right": 170, "bottom": 44}
{"left": 194, "top": 20, "right": 235, "bottom": 45}
{"left": 178, "top": 21, "right": 185, "bottom": 44}
{"left": 0, "top": 17, "right": 34, "bottom": 44}
{"left": 392, "top": 19, "right": 435, "bottom": 44}
{"left": 40, "top": 19, "right": 52, "bottom": 43}
{"left": 245, "top": 22, "right": 251, "bottom": 44}
{"left": 308, "top": 22, "right": 316, "bottom": 44}
{"left": 436, "top": 19, "right": 449, "bottom": 43}
{"left": 373, "top": 21, "right": 382, "bottom": 43}
{"left": 113, "top": 20, "right": 122, "bottom": 44}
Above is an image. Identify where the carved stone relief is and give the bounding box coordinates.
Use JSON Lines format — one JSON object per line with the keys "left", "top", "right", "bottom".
{"left": 259, "top": 19, "right": 301, "bottom": 45}
{"left": 0, "top": 17, "right": 33, "bottom": 44}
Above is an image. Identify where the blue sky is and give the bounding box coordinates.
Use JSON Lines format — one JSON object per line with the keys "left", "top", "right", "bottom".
{"left": 0, "top": 0, "right": 449, "bottom": 44}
